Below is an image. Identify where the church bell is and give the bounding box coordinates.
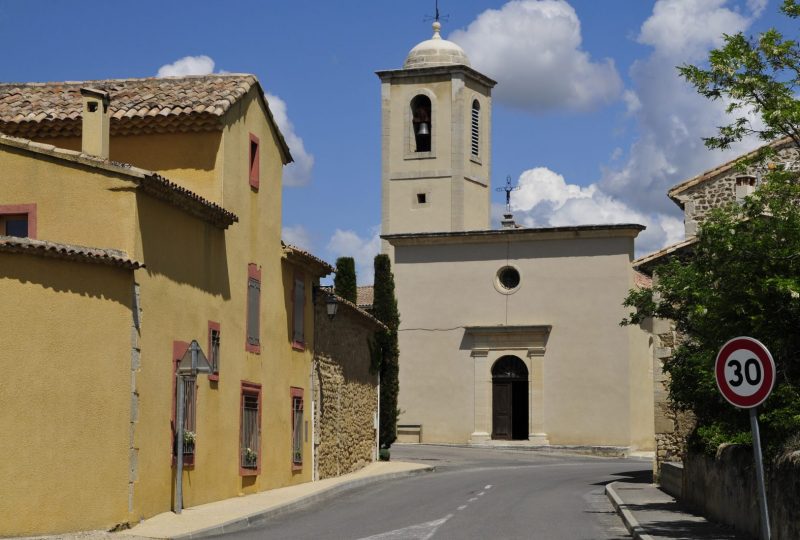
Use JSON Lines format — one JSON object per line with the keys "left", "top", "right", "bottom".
{"left": 416, "top": 122, "right": 430, "bottom": 136}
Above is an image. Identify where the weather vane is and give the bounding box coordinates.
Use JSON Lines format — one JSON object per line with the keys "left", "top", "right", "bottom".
{"left": 496, "top": 175, "right": 520, "bottom": 212}
{"left": 425, "top": 0, "right": 449, "bottom": 23}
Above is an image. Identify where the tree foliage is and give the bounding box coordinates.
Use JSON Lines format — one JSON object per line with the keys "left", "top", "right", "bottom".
{"left": 333, "top": 257, "right": 357, "bottom": 304}
{"left": 623, "top": 174, "right": 800, "bottom": 457}
{"left": 679, "top": 0, "right": 800, "bottom": 153}
{"left": 373, "top": 254, "right": 400, "bottom": 448}
{"left": 624, "top": 1, "right": 800, "bottom": 458}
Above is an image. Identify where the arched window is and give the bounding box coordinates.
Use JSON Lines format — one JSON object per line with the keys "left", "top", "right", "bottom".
{"left": 410, "top": 95, "right": 432, "bottom": 152}
{"left": 471, "top": 100, "right": 480, "bottom": 157}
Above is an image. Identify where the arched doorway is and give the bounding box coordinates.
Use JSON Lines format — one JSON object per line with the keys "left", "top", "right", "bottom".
{"left": 491, "top": 356, "right": 529, "bottom": 440}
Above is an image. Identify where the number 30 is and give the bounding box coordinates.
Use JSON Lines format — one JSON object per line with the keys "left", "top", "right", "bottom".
{"left": 727, "top": 357, "right": 762, "bottom": 387}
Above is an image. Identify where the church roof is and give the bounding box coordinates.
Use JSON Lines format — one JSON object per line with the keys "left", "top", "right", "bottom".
{"left": 403, "top": 21, "right": 470, "bottom": 69}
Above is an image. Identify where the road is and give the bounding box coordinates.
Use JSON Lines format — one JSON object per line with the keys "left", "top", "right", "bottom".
{"left": 226, "top": 445, "right": 650, "bottom": 539}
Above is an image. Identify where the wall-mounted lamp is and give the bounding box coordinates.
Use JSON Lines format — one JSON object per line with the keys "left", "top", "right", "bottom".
{"left": 325, "top": 293, "right": 339, "bottom": 320}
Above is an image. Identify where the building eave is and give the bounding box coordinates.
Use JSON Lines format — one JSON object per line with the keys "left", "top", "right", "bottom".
{"left": 375, "top": 64, "right": 497, "bottom": 88}
{"left": 0, "top": 235, "right": 143, "bottom": 270}
{"left": 632, "top": 237, "right": 697, "bottom": 275}
{"left": 382, "top": 224, "right": 646, "bottom": 246}
{"left": 0, "top": 134, "right": 238, "bottom": 229}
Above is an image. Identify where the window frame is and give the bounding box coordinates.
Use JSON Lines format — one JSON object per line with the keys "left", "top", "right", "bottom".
{"left": 172, "top": 341, "right": 196, "bottom": 468}
{"left": 470, "top": 99, "right": 481, "bottom": 158}
{"left": 291, "top": 272, "right": 306, "bottom": 350}
{"left": 208, "top": 321, "right": 221, "bottom": 381}
{"left": 291, "top": 387, "right": 304, "bottom": 470}
{"left": 0, "top": 204, "right": 37, "bottom": 238}
{"left": 239, "top": 381, "right": 263, "bottom": 476}
{"left": 249, "top": 133, "right": 260, "bottom": 190}
{"left": 246, "top": 264, "right": 261, "bottom": 354}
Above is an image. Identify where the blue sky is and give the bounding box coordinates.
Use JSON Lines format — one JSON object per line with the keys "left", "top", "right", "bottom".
{"left": 0, "top": 0, "right": 790, "bottom": 282}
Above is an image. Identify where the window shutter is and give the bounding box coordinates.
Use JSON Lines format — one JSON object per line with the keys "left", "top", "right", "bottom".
{"left": 471, "top": 101, "right": 480, "bottom": 157}
{"left": 247, "top": 277, "right": 260, "bottom": 347}
{"left": 293, "top": 279, "right": 305, "bottom": 343}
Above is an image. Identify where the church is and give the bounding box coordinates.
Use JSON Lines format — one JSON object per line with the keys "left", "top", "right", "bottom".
{"left": 379, "top": 21, "right": 655, "bottom": 450}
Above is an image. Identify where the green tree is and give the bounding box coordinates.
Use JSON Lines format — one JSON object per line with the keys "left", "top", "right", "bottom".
{"left": 373, "top": 254, "right": 400, "bottom": 448}
{"left": 333, "top": 257, "right": 357, "bottom": 304}
{"left": 624, "top": 0, "right": 800, "bottom": 457}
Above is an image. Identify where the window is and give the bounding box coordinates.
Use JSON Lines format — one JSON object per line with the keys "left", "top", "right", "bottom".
{"left": 240, "top": 382, "right": 262, "bottom": 475}
{"left": 208, "top": 321, "right": 220, "bottom": 381}
{"left": 735, "top": 175, "right": 757, "bottom": 202}
{"left": 0, "top": 204, "right": 36, "bottom": 238}
{"left": 416, "top": 193, "right": 427, "bottom": 205}
{"left": 246, "top": 264, "right": 261, "bottom": 354}
{"left": 291, "top": 387, "right": 304, "bottom": 468}
{"left": 410, "top": 95, "right": 432, "bottom": 152}
{"left": 292, "top": 274, "right": 306, "bottom": 349}
{"left": 496, "top": 266, "right": 521, "bottom": 292}
{"left": 471, "top": 100, "right": 480, "bottom": 157}
{"left": 249, "top": 133, "right": 260, "bottom": 190}
{"left": 172, "top": 341, "right": 197, "bottom": 466}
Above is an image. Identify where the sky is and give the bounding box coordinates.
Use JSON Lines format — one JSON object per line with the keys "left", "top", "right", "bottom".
{"left": 0, "top": 0, "right": 792, "bottom": 283}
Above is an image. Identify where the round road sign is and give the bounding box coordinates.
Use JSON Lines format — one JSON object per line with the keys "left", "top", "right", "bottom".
{"left": 715, "top": 337, "right": 775, "bottom": 409}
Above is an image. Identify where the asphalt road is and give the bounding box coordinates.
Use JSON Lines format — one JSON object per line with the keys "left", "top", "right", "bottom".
{"left": 225, "top": 445, "right": 650, "bottom": 540}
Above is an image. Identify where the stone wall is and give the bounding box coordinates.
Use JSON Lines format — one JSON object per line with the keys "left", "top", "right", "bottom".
{"left": 650, "top": 312, "right": 695, "bottom": 480}
{"left": 684, "top": 445, "right": 800, "bottom": 540}
{"left": 675, "top": 144, "right": 800, "bottom": 237}
{"left": 313, "top": 298, "right": 380, "bottom": 480}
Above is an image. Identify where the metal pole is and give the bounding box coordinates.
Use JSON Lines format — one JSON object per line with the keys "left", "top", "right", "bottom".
{"left": 175, "top": 375, "right": 185, "bottom": 514}
{"left": 750, "top": 407, "right": 771, "bottom": 540}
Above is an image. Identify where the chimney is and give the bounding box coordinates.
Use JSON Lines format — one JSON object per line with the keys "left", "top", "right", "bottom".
{"left": 501, "top": 212, "right": 517, "bottom": 229}
{"left": 80, "top": 87, "right": 110, "bottom": 158}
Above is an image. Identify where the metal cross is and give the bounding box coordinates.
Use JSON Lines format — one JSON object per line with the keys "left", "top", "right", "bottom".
{"left": 425, "top": 0, "right": 449, "bottom": 23}
{"left": 496, "top": 175, "right": 520, "bottom": 212}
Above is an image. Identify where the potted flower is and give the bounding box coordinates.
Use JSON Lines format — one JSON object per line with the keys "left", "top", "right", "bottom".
{"left": 183, "top": 430, "right": 196, "bottom": 446}
{"left": 244, "top": 447, "right": 258, "bottom": 465}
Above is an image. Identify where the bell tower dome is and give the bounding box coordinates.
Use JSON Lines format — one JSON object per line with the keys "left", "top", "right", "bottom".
{"left": 377, "top": 21, "right": 497, "bottom": 251}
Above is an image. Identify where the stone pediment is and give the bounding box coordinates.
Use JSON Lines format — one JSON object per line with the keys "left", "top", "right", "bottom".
{"left": 462, "top": 325, "right": 551, "bottom": 357}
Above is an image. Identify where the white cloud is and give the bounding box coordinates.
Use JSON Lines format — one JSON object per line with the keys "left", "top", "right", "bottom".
{"left": 157, "top": 55, "right": 215, "bottom": 77}
{"left": 326, "top": 226, "right": 381, "bottom": 284}
{"left": 265, "top": 93, "right": 315, "bottom": 187}
{"left": 450, "top": 0, "right": 622, "bottom": 111}
{"left": 510, "top": 167, "right": 684, "bottom": 255}
{"left": 600, "top": 0, "right": 766, "bottom": 217}
{"left": 282, "top": 224, "right": 314, "bottom": 252}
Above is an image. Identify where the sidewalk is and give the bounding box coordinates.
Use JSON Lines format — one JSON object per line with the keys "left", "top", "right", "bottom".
{"left": 605, "top": 481, "right": 752, "bottom": 540}
{"left": 121, "top": 461, "right": 432, "bottom": 539}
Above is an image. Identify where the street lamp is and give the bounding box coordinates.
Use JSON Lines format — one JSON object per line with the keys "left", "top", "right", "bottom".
{"left": 325, "top": 292, "right": 339, "bottom": 320}
{"left": 174, "top": 340, "right": 212, "bottom": 514}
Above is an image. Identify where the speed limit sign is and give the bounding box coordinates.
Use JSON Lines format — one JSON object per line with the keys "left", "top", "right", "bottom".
{"left": 715, "top": 336, "right": 776, "bottom": 409}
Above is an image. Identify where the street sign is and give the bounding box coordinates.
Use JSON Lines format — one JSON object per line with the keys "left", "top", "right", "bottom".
{"left": 716, "top": 336, "right": 775, "bottom": 540}
{"left": 715, "top": 336, "right": 775, "bottom": 409}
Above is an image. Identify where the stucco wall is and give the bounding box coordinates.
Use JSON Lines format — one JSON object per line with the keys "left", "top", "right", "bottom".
{"left": 0, "top": 254, "right": 133, "bottom": 535}
{"left": 392, "top": 231, "right": 654, "bottom": 449}
{"left": 313, "top": 301, "right": 379, "bottom": 479}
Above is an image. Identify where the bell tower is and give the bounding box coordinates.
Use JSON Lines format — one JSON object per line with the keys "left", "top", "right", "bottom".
{"left": 377, "top": 21, "right": 496, "bottom": 249}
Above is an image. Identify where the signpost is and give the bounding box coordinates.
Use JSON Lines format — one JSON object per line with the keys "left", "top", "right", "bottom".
{"left": 715, "top": 337, "right": 775, "bottom": 540}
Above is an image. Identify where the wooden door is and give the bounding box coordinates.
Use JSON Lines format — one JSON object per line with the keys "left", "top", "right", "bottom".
{"left": 492, "top": 381, "right": 512, "bottom": 440}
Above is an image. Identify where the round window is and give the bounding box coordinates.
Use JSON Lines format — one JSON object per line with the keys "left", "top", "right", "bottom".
{"left": 497, "top": 266, "right": 520, "bottom": 291}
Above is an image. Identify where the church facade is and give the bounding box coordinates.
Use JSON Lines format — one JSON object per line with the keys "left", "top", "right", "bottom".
{"left": 380, "top": 23, "right": 655, "bottom": 450}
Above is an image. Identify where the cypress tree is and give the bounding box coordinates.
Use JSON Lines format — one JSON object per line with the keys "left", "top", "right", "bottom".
{"left": 373, "top": 254, "right": 400, "bottom": 448}
{"left": 333, "top": 257, "right": 357, "bottom": 304}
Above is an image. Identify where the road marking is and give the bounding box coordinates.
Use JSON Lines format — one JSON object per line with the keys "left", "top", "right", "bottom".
{"left": 485, "top": 484, "right": 492, "bottom": 490}
{"left": 457, "top": 505, "right": 467, "bottom": 511}
{"left": 468, "top": 497, "right": 478, "bottom": 502}
{"left": 356, "top": 514, "right": 453, "bottom": 540}
{"left": 477, "top": 491, "right": 485, "bottom": 497}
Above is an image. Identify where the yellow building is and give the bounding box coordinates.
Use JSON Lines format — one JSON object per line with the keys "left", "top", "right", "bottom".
{"left": 0, "top": 75, "right": 332, "bottom": 535}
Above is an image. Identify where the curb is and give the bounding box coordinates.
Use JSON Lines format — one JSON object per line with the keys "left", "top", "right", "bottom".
{"left": 169, "top": 466, "right": 435, "bottom": 539}
{"left": 605, "top": 482, "right": 655, "bottom": 540}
